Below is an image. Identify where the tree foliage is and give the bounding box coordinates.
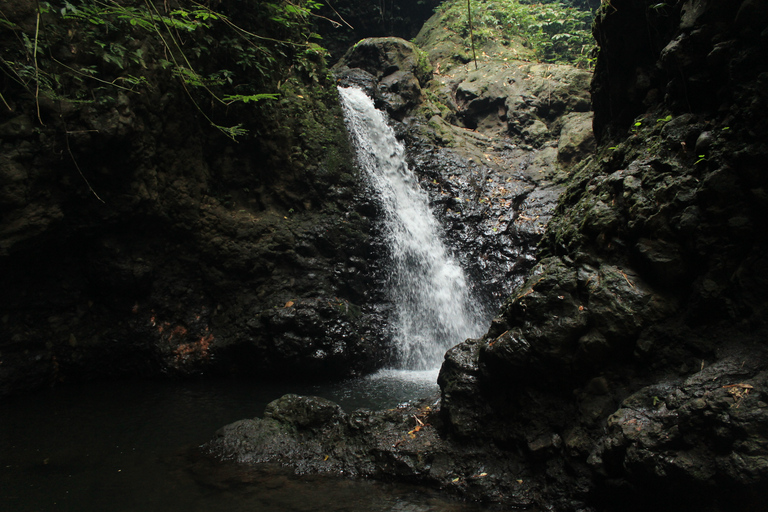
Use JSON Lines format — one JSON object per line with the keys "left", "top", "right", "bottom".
{"left": 439, "top": 0, "right": 596, "bottom": 68}
{"left": 0, "top": 0, "right": 329, "bottom": 139}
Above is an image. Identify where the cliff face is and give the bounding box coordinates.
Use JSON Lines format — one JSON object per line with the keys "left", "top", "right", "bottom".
{"left": 0, "top": 0, "right": 388, "bottom": 396}
{"left": 440, "top": 0, "right": 768, "bottom": 509}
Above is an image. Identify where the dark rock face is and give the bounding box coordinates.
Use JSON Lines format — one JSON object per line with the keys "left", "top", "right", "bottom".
{"left": 439, "top": 0, "right": 768, "bottom": 509}
{"left": 0, "top": 4, "right": 388, "bottom": 396}
{"left": 255, "top": 298, "right": 382, "bottom": 380}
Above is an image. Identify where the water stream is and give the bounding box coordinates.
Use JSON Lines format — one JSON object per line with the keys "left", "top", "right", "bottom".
{"left": 338, "top": 86, "right": 488, "bottom": 371}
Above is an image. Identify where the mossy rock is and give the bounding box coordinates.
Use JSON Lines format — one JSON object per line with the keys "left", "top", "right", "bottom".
{"left": 413, "top": 2, "right": 535, "bottom": 70}
{"left": 335, "top": 37, "right": 432, "bottom": 87}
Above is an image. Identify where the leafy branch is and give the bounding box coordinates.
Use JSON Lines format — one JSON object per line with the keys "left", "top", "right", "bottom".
{"left": 1, "top": 0, "right": 329, "bottom": 140}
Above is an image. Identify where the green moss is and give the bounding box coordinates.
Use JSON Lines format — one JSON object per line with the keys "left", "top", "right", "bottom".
{"left": 258, "top": 76, "right": 354, "bottom": 184}
{"left": 415, "top": 46, "right": 434, "bottom": 83}
{"left": 424, "top": 116, "right": 457, "bottom": 146}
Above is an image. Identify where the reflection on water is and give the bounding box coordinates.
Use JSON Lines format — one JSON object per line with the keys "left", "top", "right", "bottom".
{"left": 317, "top": 368, "right": 441, "bottom": 411}
{"left": 0, "top": 376, "right": 491, "bottom": 512}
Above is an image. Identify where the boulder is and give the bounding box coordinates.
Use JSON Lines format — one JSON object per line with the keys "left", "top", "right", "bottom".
{"left": 333, "top": 37, "right": 432, "bottom": 118}
{"left": 590, "top": 352, "right": 768, "bottom": 511}
{"left": 557, "top": 112, "right": 595, "bottom": 166}
{"left": 253, "top": 297, "right": 383, "bottom": 380}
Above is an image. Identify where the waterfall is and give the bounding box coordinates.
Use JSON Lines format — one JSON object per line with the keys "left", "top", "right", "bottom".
{"left": 338, "top": 86, "right": 487, "bottom": 370}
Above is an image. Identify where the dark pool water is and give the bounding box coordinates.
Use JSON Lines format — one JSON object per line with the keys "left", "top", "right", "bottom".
{"left": 0, "top": 371, "right": 494, "bottom": 512}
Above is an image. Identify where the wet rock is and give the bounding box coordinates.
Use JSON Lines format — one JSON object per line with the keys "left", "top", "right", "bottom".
{"left": 634, "top": 238, "right": 687, "bottom": 285}
{"left": 205, "top": 392, "right": 544, "bottom": 508}
{"left": 335, "top": 67, "right": 378, "bottom": 97}
{"left": 590, "top": 351, "right": 768, "bottom": 511}
{"left": 209, "top": 417, "right": 300, "bottom": 464}
{"left": 207, "top": 393, "right": 434, "bottom": 476}
{"left": 479, "top": 255, "right": 676, "bottom": 382}
{"left": 336, "top": 38, "right": 432, "bottom": 87}
{"left": 694, "top": 130, "right": 714, "bottom": 154}
{"left": 480, "top": 256, "right": 587, "bottom": 382}
{"left": 265, "top": 394, "right": 345, "bottom": 429}
{"left": 247, "top": 297, "right": 382, "bottom": 380}
{"left": 437, "top": 339, "right": 489, "bottom": 438}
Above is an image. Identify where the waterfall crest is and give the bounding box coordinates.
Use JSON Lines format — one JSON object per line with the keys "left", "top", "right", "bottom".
{"left": 339, "top": 86, "right": 487, "bottom": 370}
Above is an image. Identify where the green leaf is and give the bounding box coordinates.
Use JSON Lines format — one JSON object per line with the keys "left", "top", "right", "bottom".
{"left": 222, "top": 93, "right": 279, "bottom": 104}
{"left": 214, "top": 123, "right": 249, "bottom": 141}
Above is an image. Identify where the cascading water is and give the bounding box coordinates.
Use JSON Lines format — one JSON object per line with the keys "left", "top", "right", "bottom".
{"left": 339, "top": 86, "right": 488, "bottom": 371}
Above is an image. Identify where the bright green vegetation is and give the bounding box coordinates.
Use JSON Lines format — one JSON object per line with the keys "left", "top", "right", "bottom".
{"left": 436, "top": 0, "right": 596, "bottom": 67}
{"left": 0, "top": 0, "right": 329, "bottom": 139}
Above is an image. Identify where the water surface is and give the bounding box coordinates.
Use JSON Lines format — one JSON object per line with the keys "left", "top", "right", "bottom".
{"left": 0, "top": 375, "right": 492, "bottom": 512}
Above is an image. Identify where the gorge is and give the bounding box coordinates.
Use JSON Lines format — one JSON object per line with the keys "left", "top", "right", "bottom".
{"left": 2, "top": 0, "right": 768, "bottom": 511}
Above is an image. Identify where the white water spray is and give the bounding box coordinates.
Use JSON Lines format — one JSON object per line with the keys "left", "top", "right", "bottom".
{"left": 339, "top": 86, "right": 487, "bottom": 370}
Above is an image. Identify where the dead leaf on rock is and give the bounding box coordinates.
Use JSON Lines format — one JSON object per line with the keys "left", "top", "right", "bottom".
{"left": 723, "top": 383, "right": 754, "bottom": 407}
